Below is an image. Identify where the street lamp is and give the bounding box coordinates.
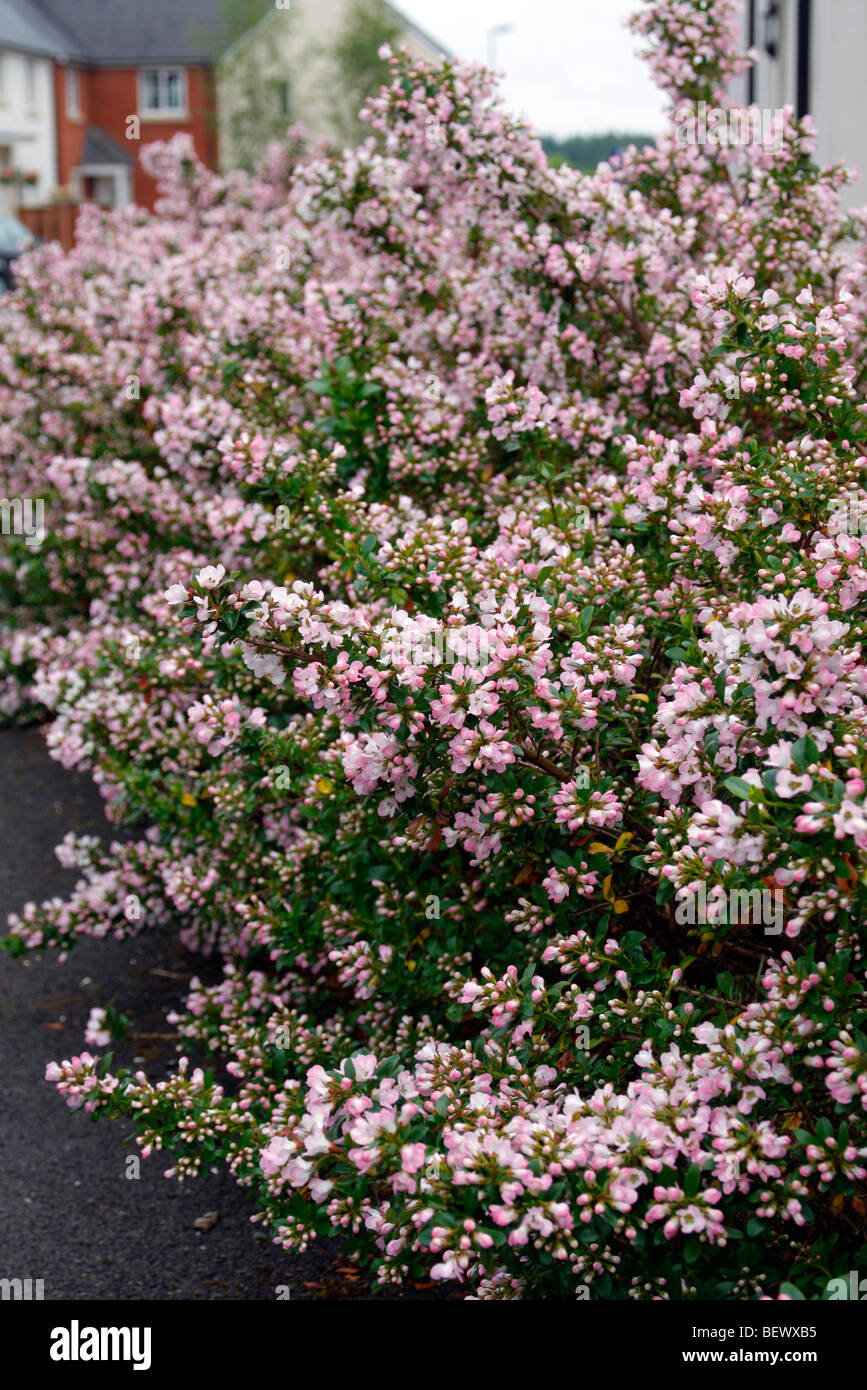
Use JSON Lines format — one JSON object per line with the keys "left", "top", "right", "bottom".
{"left": 763, "top": 1, "right": 781, "bottom": 59}
{"left": 487, "top": 22, "right": 515, "bottom": 71}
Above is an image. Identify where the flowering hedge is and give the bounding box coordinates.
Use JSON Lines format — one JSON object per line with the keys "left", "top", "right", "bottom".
{"left": 2, "top": 0, "right": 866, "bottom": 1299}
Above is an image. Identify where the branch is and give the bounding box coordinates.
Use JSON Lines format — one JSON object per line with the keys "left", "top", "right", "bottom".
{"left": 242, "top": 636, "right": 327, "bottom": 665}
{"left": 517, "top": 743, "right": 570, "bottom": 783}
{"left": 603, "top": 287, "right": 652, "bottom": 347}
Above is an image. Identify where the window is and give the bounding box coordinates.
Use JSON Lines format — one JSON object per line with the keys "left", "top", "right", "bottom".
{"left": 0, "top": 53, "right": 6, "bottom": 102}
{"left": 276, "top": 80, "right": 291, "bottom": 118}
{"left": 139, "top": 68, "right": 187, "bottom": 115}
{"left": 82, "top": 173, "right": 117, "bottom": 207}
{"left": 25, "top": 58, "right": 37, "bottom": 110}
{"left": 65, "top": 66, "right": 81, "bottom": 116}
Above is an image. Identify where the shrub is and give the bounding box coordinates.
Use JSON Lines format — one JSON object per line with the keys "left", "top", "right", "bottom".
{"left": 1, "top": 0, "right": 866, "bottom": 1300}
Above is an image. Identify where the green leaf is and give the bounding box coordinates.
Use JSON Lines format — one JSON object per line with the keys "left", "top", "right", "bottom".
{"left": 703, "top": 727, "right": 720, "bottom": 758}
{"left": 762, "top": 767, "right": 779, "bottom": 796}
{"left": 791, "top": 734, "right": 819, "bottom": 773}
{"left": 723, "top": 776, "right": 752, "bottom": 801}
{"left": 780, "top": 1282, "right": 806, "bottom": 1301}
{"left": 578, "top": 605, "right": 595, "bottom": 636}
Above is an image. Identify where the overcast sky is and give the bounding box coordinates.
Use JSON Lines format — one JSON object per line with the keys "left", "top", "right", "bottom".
{"left": 399, "top": 0, "right": 669, "bottom": 140}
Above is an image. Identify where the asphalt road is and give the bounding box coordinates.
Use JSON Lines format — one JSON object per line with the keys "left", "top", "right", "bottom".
{"left": 0, "top": 727, "right": 444, "bottom": 1301}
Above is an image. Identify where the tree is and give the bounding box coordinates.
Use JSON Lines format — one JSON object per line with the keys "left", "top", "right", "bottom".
{"left": 541, "top": 131, "right": 658, "bottom": 172}
{"left": 332, "top": 0, "right": 403, "bottom": 143}
{"left": 198, "top": 0, "right": 298, "bottom": 172}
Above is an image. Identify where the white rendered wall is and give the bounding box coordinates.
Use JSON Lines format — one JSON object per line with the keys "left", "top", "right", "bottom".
{"left": 0, "top": 48, "right": 57, "bottom": 208}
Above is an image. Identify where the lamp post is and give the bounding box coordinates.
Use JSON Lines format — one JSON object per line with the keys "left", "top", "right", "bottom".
{"left": 763, "top": 1, "right": 781, "bottom": 59}
{"left": 487, "top": 22, "right": 515, "bottom": 71}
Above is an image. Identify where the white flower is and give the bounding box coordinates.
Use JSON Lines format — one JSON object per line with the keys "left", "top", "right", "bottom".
{"left": 195, "top": 565, "right": 226, "bottom": 590}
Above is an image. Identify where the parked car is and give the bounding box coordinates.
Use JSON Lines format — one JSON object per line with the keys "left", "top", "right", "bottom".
{"left": 0, "top": 216, "right": 36, "bottom": 291}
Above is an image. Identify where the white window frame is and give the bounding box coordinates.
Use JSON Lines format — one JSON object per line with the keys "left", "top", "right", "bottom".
{"left": 74, "top": 162, "right": 133, "bottom": 210}
{"left": 138, "top": 67, "right": 188, "bottom": 118}
{"left": 25, "top": 57, "right": 38, "bottom": 112}
{"left": 65, "top": 66, "right": 81, "bottom": 117}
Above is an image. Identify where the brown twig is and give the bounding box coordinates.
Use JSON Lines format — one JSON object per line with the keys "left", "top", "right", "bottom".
{"left": 603, "top": 287, "right": 652, "bottom": 347}
{"left": 675, "top": 985, "right": 736, "bottom": 1010}
{"left": 518, "top": 742, "right": 570, "bottom": 784}
{"left": 242, "top": 636, "right": 326, "bottom": 665}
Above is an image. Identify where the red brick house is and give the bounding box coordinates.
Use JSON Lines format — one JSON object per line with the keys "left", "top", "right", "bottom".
{"left": 4, "top": 0, "right": 446, "bottom": 236}
{"left": 27, "top": 0, "right": 236, "bottom": 209}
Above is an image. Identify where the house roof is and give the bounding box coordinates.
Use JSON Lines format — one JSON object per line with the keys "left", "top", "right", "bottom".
{"left": 23, "top": 0, "right": 449, "bottom": 67}
{"left": 80, "top": 125, "right": 134, "bottom": 166}
{"left": 26, "top": 0, "right": 260, "bottom": 65}
{"left": 0, "top": 0, "right": 82, "bottom": 58}
{"left": 381, "top": 1, "right": 450, "bottom": 60}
